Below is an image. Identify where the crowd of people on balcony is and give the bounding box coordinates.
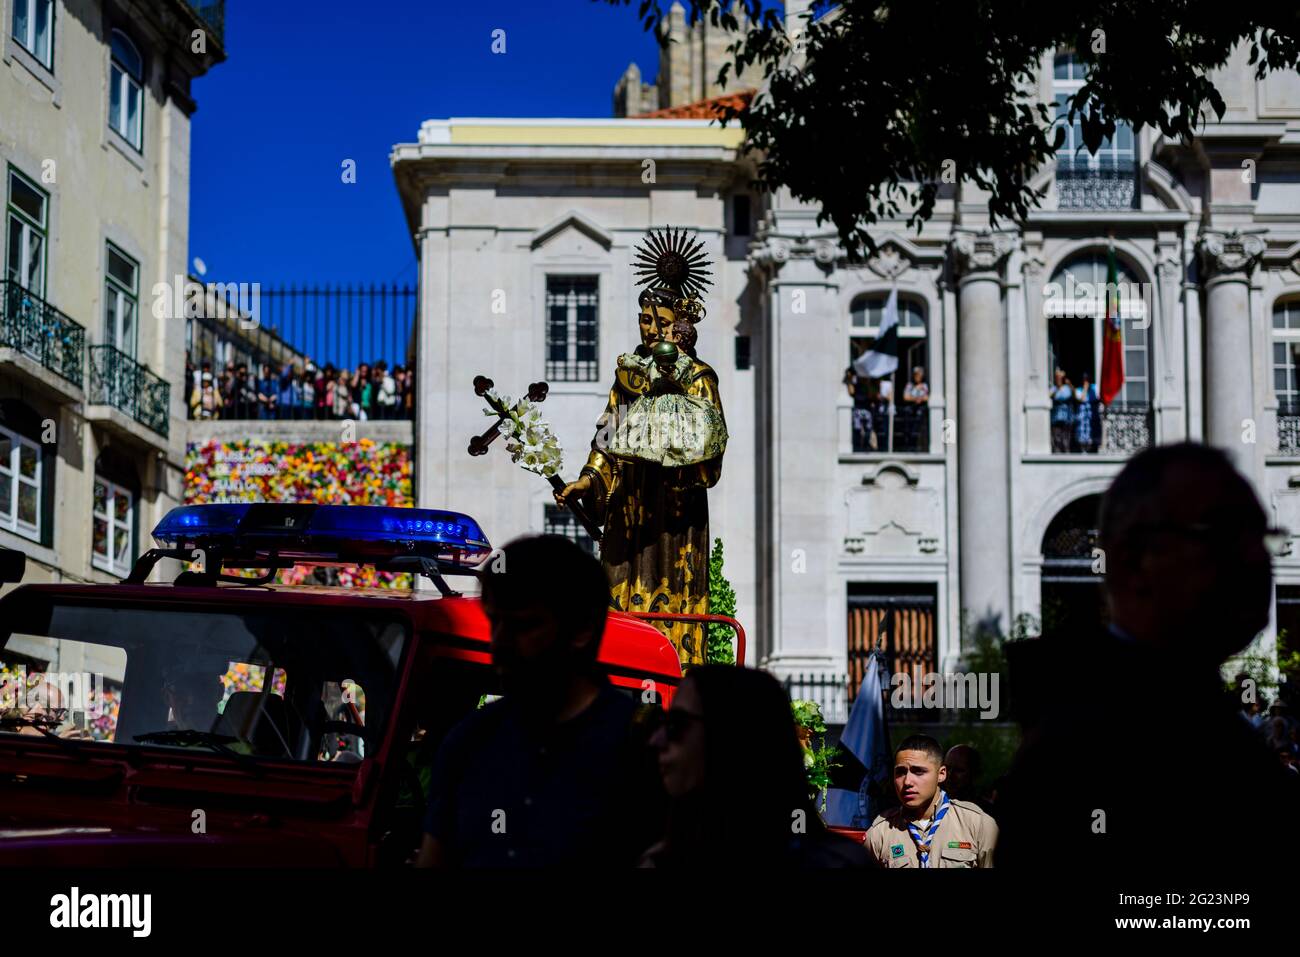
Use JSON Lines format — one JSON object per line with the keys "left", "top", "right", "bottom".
{"left": 844, "top": 366, "right": 929, "bottom": 452}
{"left": 186, "top": 358, "right": 415, "bottom": 420}
{"left": 1049, "top": 367, "right": 1103, "bottom": 453}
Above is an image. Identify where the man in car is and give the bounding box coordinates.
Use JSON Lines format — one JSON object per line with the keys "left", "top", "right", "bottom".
{"left": 416, "top": 535, "right": 665, "bottom": 868}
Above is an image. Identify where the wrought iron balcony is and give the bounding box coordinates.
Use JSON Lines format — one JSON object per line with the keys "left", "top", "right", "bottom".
{"left": 88, "top": 345, "right": 171, "bottom": 438}
{"left": 1100, "top": 402, "right": 1152, "bottom": 453}
{"left": 1056, "top": 158, "right": 1138, "bottom": 210}
{"left": 1279, "top": 403, "right": 1300, "bottom": 455}
{"left": 0, "top": 279, "right": 86, "bottom": 388}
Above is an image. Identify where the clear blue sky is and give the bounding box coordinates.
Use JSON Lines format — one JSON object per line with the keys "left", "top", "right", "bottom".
{"left": 188, "top": 1, "right": 664, "bottom": 289}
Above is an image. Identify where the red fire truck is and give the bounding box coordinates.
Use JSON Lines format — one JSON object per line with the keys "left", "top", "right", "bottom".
{"left": 0, "top": 503, "right": 744, "bottom": 867}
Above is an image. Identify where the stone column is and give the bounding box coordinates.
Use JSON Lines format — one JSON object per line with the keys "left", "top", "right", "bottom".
{"left": 950, "top": 229, "right": 1017, "bottom": 634}
{"left": 749, "top": 234, "right": 840, "bottom": 674}
{"left": 1198, "top": 230, "right": 1265, "bottom": 471}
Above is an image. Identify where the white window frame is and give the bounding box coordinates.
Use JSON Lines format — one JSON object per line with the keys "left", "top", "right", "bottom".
{"left": 11, "top": 0, "right": 54, "bottom": 69}
{"left": 848, "top": 295, "right": 929, "bottom": 376}
{"left": 91, "top": 475, "right": 133, "bottom": 577}
{"left": 108, "top": 30, "right": 143, "bottom": 151}
{"left": 1052, "top": 51, "right": 1134, "bottom": 170}
{"left": 0, "top": 424, "right": 42, "bottom": 541}
{"left": 6, "top": 166, "right": 47, "bottom": 295}
{"left": 104, "top": 242, "right": 139, "bottom": 357}
{"left": 1272, "top": 300, "right": 1300, "bottom": 412}
{"left": 544, "top": 275, "right": 600, "bottom": 383}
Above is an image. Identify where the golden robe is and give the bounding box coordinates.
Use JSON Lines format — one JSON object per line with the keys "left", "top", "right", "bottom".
{"left": 581, "top": 346, "right": 726, "bottom": 666}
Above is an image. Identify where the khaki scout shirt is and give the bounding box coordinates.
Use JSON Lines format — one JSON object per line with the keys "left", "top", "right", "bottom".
{"left": 864, "top": 799, "right": 997, "bottom": 869}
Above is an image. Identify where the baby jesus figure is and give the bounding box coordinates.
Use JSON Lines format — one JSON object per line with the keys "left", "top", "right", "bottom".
{"left": 607, "top": 318, "right": 727, "bottom": 468}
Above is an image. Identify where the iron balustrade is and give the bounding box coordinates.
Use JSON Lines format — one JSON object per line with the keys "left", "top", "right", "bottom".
{"left": 0, "top": 280, "right": 86, "bottom": 388}
{"left": 88, "top": 344, "right": 170, "bottom": 438}
{"left": 1099, "top": 402, "right": 1152, "bottom": 453}
{"left": 1056, "top": 158, "right": 1138, "bottom": 210}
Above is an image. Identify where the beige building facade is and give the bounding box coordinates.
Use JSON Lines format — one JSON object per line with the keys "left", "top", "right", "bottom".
{"left": 0, "top": 0, "right": 224, "bottom": 587}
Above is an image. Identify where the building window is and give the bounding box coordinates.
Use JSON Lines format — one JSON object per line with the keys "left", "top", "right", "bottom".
{"left": 1053, "top": 51, "right": 1135, "bottom": 209}
{"left": 732, "top": 195, "right": 751, "bottom": 237}
{"left": 543, "top": 504, "right": 598, "bottom": 557}
{"left": 109, "top": 30, "right": 143, "bottom": 151}
{"left": 545, "top": 276, "right": 599, "bottom": 382}
{"left": 104, "top": 243, "right": 138, "bottom": 357}
{"left": 92, "top": 476, "right": 134, "bottom": 576}
{"left": 0, "top": 424, "right": 41, "bottom": 541}
{"left": 1272, "top": 300, "right": 1300, "bottom": 454}
{"left": 847, "top": 294, "right": 928, "bottom": 453}
{"left": 6, "top": 167, "right": 47, "bottom": 295}
{"left": 11, "top": 0, "right": 54, "bottom": 68}
{"left": 734, "top": 334, "right": 751, "bottom": 370}
{"left": 1046, "top": 253, "right": 1151, "bottom": 454}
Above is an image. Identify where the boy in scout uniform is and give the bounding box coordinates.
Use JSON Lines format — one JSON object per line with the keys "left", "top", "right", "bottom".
{"left": 864, "top": 734, "right": 996, "bottom": 868}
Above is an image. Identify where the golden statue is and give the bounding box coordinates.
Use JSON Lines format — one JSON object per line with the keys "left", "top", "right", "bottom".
{"left": 555, "top": 228, "right": 728, "bottom": 666}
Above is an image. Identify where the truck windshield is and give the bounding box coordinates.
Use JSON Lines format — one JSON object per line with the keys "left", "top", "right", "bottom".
{"left": 0, "top": 597, "right": 407, "bottom": 764}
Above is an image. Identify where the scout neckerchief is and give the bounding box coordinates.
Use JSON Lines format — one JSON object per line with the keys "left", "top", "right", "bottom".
{"left": 906, "top": 789, "right": 950, "bottom": 868}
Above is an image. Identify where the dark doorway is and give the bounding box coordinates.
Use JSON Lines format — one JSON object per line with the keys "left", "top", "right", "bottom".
{"left": 1040, "top": 495, "right": 1107, "bottom": 643}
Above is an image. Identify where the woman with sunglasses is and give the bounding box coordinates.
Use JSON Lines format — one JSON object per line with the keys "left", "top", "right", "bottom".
{"left": 642, "top": 666, "right": 871, "bottom": 868}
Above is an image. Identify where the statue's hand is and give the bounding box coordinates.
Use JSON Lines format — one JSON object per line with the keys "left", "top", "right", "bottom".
{"left": 554, "top": 473, "right": 593, "bottom": 510}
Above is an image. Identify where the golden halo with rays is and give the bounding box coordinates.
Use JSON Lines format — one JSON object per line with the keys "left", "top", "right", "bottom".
{"left": 633, "top": 226, "right": 714, "bottom": 304}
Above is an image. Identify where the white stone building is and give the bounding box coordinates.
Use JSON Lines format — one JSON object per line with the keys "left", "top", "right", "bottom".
{"left": 0, "top": 0, "right": 225, "bottom": 587}
{"left": 392, "top": 36, "right": 1300, "bottom": 716}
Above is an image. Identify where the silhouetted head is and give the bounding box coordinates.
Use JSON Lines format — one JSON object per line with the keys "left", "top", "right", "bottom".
{"left": 478, "top": 535, "right": 609, "bottom": 712}
{"left": 650, "top": 665, "right": 820, "bottom": 860}
{"left": 943, "top": 743, "right": 981, "bottom": 801}
{"left": 1100, "top": 443, "right": 1273, "bottom": 666}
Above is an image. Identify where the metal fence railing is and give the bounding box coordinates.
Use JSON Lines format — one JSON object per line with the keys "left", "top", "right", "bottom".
{"left": 782, "top": 673, "right": 850, "bottom": 725}
{"left": 1056, "top": 158, "right": 1138, "bottom": 210}
{"left": 88, "top": 345, "right": 170, "bottom": 438}
{"left": 185, "top": 283, "right": 417, "bottom": 421}
{"left": 0, "top": 279, "right": 86, "bottom": 388}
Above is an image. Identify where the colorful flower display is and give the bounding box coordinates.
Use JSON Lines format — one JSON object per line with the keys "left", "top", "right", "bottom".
{"left": 184, "top": 439, "right": 415, "bottom": 588}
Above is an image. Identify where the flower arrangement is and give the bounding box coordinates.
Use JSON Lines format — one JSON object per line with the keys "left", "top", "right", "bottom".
{"left": 482, "top": 388, "right": 564, "bottom": 478}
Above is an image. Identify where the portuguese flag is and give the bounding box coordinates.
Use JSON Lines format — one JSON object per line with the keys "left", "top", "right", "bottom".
{"left": 1099, "top": 243, "right": 1125, "bottom": 406}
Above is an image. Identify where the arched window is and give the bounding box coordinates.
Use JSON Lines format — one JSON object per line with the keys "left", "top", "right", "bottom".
{"left": 1040, "top": 494, "right": 1105, "bottom": 642}
{"left": 847, "top": 293, "right": 928, "bottom": 453}
{"left": 109, "top": 30, "right": 143, "bottom": 150}
{"left": 1046, "top": 253, "right": 1149, "bottom": 407}
{"left": 1053, "top": 51, "right": 1136, "bottom": 209}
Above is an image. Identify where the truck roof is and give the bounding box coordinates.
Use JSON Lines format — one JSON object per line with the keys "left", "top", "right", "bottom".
{"left": 5, "top": 581, "right": 685, "bottom": 682}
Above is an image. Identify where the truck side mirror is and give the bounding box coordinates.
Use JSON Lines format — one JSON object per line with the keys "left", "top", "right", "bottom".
{"left": 0, "top": 548, "right": 25, "bottom": 584}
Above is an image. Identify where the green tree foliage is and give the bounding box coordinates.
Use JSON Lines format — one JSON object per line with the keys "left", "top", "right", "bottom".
{"left": 706, "top": 537, "right": 737, "bottom": 664}
{"left": 604, "top": 0, "right": 1300, "bottom": 260}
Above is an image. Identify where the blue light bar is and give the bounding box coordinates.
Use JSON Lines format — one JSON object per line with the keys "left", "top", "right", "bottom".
{"left": 307, "top": 506, "right": 490, "bottom": 555}
{"left": 150, "top": 503, "right": 491, "bottom": 564}
{"left": 152, "top": 504, "right": 251, "bottom": 544}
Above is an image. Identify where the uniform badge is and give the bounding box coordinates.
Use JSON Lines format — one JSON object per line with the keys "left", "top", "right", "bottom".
{"left": 947, "top": 841, "right": 973, "bottom": 849}
{"left": 890, "top": 843, "right": 905, "bottom": 858}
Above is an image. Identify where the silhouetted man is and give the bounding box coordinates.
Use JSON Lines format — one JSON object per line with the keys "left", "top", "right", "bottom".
{"left": 416, "top": 535, "right": 663, "bottom": 868}
{"left": 944, "top": 743, "right": 995, "bottom": 816}
{"left": 998, "top": 443, "right": 1298, "bottom": 872}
